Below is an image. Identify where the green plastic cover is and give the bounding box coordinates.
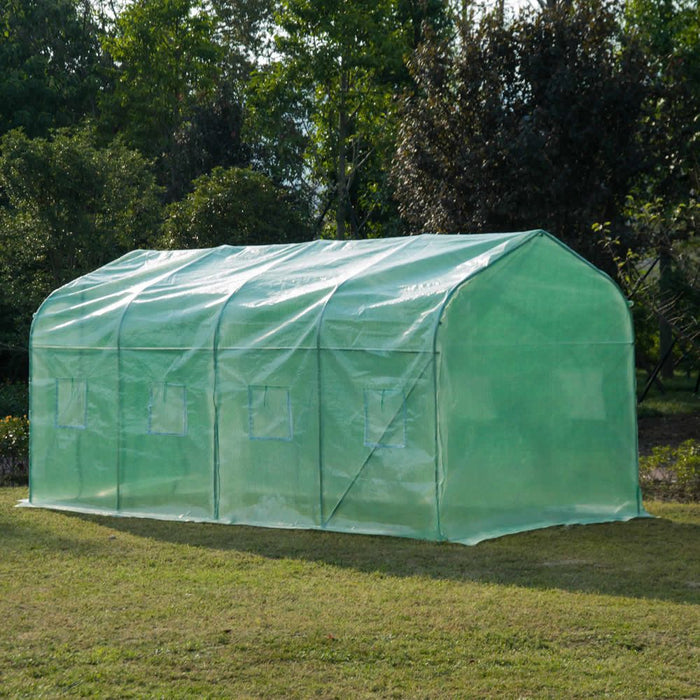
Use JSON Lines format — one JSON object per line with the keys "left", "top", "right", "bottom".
{"left": 27, "top": 231, "right": 645, "bottom": 544}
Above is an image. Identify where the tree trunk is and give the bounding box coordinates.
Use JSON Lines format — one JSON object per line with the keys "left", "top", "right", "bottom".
{"left": 336, "top": 68, "right": 349, "bottom": 241}
{"left": 659, "top": 243, "right": 674, "bottom": 379}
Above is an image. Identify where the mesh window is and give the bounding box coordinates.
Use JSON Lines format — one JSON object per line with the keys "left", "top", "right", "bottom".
{"left": 364, "top": 388, "right": 406, "bottom": 448}
{"left": 554, "top": 369, "right": 606, "bottom": 419}
{"left": 148, "top": 383, "right": 187, "bottom": 436}
{"left": 55, "top": 378, "right": 87, "bottom": 429}
{"left": 248, "top": 385, "right": 292, "bottom": 441}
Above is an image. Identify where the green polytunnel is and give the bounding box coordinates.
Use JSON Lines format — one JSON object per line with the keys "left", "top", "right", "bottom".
{"left": 26, "top": 231, "right": 646, "bottom": 544}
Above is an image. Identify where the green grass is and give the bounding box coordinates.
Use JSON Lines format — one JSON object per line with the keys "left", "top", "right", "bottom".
{"left": 637, "top": 371, "right": 700, "bottom": 417}
{"left": 1, "top": 488, "right": 698, "bottom": 699}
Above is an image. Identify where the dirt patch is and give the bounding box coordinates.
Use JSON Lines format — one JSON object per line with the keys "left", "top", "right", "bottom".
{"left": 638, "top": 413, "right": 700, "bottom": 455}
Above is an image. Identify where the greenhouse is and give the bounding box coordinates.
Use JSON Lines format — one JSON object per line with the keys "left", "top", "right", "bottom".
{"left": 26, "top": 230, "right": 645, "bottom": 544}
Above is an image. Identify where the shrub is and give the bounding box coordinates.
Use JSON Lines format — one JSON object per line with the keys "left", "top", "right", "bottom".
{"left": 159, "top": 166, "right": 312, "bottom": 249}
{"left": 0, "top": 127, "right": 163, "bottom": 354}
{"left": 639, "top": 440, "right": 700, "bottom": 502}
{"left": 0, "top": 415, "right": 29, "bottom": 485}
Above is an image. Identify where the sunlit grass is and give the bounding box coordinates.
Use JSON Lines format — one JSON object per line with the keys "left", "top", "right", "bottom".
{"left": 637, "top": 371, "right": 700, "bottom": 416}
{"left": 1, "top": 488, "right": 698, "bottom": 698}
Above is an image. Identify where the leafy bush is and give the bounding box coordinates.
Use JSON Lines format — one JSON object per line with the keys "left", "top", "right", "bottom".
{"left": 0, "top": 126, "right": 163, "bottom": 354}
{"left": 639, "top": 440, "right": 700, "bottom": 502}
{"left": 160, "top": 166, "right": 312, "bottom": 249}
{"left": 0, "top": 415, "right": 29, "bottom": 485}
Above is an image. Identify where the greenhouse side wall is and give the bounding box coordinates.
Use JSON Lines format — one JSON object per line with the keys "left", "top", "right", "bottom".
{"left": 30, "top": 347, "right": 120, "bottom": 511}
{"left": 315, "top": 347, "right": 439, "bottom": 540}
{"left": 28, "top": 238, "right": 451, "bottom": 537}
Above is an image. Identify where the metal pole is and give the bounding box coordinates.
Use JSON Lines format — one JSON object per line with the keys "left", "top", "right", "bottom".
{"left": 638, "top": 336, "right": 678, "bottom": 404}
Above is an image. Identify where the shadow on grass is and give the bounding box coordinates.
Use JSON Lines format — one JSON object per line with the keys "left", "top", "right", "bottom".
{"left": 69, "top": 510, "right": 700, "bottom": 605}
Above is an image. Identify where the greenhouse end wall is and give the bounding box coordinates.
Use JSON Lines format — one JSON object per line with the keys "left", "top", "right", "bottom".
{"left": 436, "top": 235, "right": 642, "bottom": 544}
{"left": 26, "top": 232, "right": 646, "bottom": 544}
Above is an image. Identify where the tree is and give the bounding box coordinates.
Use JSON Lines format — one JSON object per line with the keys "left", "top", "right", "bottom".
{"left": 626, "top": 0, "right": 699, "bottom": 207}
{"left": 250, "top": 0, "right": 448, "bottom": 239}
{"left": 208, "top": 0, "right": 277, "bottom": 84}
{"left": 99, "top": 0, "right": 227, "bottom": 200}
{"left": 0, "top": 0, "right": 104, "bottom": 138}
{"left": 621, "top": 0, "right": 700, "bottom": 377}
{"left": 393, "top": 0, "right": 648, "bottom": 265}
{"left": 159, "top": 166, "right": 313, "bottom": 249}
{"left": 165, "top": 84, "right": 249, "bottom": 199}
{"left": 0, "top": 126, "right": 162, "bottom": 370}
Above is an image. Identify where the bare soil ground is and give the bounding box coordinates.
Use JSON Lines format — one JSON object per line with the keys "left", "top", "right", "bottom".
{"left": 638, "top": 412, "right": 700, "bottom": 455}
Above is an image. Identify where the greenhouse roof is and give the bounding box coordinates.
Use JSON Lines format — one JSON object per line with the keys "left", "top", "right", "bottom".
{"left": 32, "top": 231, "right": 544, "bottom": 353}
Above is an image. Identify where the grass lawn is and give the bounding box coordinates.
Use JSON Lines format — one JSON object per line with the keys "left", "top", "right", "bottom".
{"left": 0, "top": 488, "right": 698, "bottom": 699}
{"left": 637, "top": 372, "right": 700, "bottom": 417}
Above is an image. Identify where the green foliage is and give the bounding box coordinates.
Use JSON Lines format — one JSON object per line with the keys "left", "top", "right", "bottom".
{"left": 101, "top": 0, "right": 221, "bottom": 151}
{"left": 394, "top": 0, "right": 648, "bottom": 264}
{"left": 0, "top": 415, "right": 28, "bottom": 485}
{"left": 601, "top": 195, "right": 700, "bottom": 374}
{"left": 0, "top": 126, "right": 163, "bottom": 355}
{"left": 0, "top": 381, "right": 27, "bottom": 417}
{"left": 0, "top": 0, "right": 104, "bottom": 138}
{"left": 167, "top": 86, "right": 249, "bottom": 200}
{"left": 209, "top": 0, "right": 277, "bottom": 83}
{"left": 608, "top": 1, "right": 700, "bottom": 374}
{"left": 626, "top": 0, "right": 700, "bottom": 206}
{"left": 250, "top": 0, "right": 448, "bottom": 239}
{"left": 160, "top": 166, "right": 312, "bottom": 248}
{"left": 99, "top": 0, "right": 226, "bottom": 199}
{"left": 639, "top": 440, "right": 700, "bottom": 502}
{"left": 629, "top": 197, "right": 699, "bottom": 349}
